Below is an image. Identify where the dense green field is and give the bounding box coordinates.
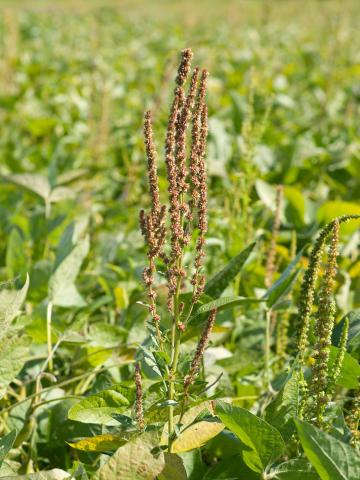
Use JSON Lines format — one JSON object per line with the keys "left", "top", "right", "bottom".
{"left": 0, "top": 1, "right": 359, "bottom": 478}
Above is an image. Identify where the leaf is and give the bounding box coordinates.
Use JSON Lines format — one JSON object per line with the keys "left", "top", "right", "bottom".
{"left": 68, "top": 433, "right": 127, "bottom": 452}
{"left": 284, "top": 186, "right": 306, "bottom": 227}
{"left": 3, "top": 173, "right": 51, "bottom": 202}
{"left": 328, "top": 346, "right": 360, "bottom": 389}
{"left": 96, "top": 433, "right": 165, "bottom": 480}
{"left": 215, "top": 400, "right": 284, "bottom": 473}
{"left": 203, "top": 454, "right": 259, "bottom": 480}
{"left": 191, "top": 296, "right": 264, "bottom": 319}
{"left": 158, "top": 453, "right": 188, "bottom": 480}
{"left": 0, "top": 430, "right": 17, "bottom": 466}
{"left": 332, "top": 310, "right": 360, "bottom": 351}
{"left": 0, "top": 470, "right": 70, "bottom": 479}
{"left": 161, "top": 402, "right": 224, "bottom": 454}
{"left": 271, "top": 459, "right": 319, "bottom": 479}
{"left": 294, "top": 418, "right": 360, "bottom": 480}
{"left": 68, "top": 385, "right": 135, "bottom": 425}
{"left": 0, "top": 274, "right": 29, "bottom": 338}
{"left": 49, "top": 234, "right": 89, "bottom": 307}
{"left": 265, "top": 374, "right": 299, "bottom": 441}
{"left": 6, "top": 228, "right": 27, "bottom": 278}
{"left": 263, "top": 247, "right": 304, "bottom": 308}
{"left": 204, "top": 242, "right": 256, "bottom": 298}
{"left": 0, "top": 335, "right": 31, "bottom": 399}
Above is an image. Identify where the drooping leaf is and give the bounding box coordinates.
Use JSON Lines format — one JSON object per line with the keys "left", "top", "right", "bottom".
{"left": 0, "top": 274, "right": 29, "bottom": 338}
{"left": 204, "top": 242, "right": 256, "bottom": 298}
{"left": 0, "top": 430, "right": 17, "bottom": 466}
{"left": 215, "top": 400, "right": 284, "bottom": 473}
{"left": 68, "top": 385, "right": 135, "bottom": 425}
{"left": 95, "top": 433, "right": 165, "bottom": 480}
{"left": 0, "top": 335, "right": 31, "bottom": 399}
{"left": 49, "top": 234, "right": 89, "bottom": 307}
{"left": 294, "top": 418, "right": 360, "bottom": 480}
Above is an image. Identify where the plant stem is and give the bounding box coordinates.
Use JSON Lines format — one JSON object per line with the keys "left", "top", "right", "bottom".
{"left": 46, "top": 301, "right": 54, "bottom": 372}
{"left": 264, "top": 308, "right": 271, "bottom": 389}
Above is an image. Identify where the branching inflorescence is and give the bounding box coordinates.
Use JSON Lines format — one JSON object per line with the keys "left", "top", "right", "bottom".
{"left": 139, "top": 48, "right": 216, "bottom": 451}
{"left": 296, "top": 214, "right": 359, "bottom": 421}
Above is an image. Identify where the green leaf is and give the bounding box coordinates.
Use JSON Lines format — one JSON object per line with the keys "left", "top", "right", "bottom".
{"left": 0, "top": 335, "right": 31, "bottom": 399}
{"left": 294, "top": 418, "right": 360, "bottom": 480}
{"left": 263, "top": 247, "right": 304, "bottom": 308}
{"left": 328, "top": 346, "right": 360, "bottom": 389}
{"left": 49, "top": 234, "right": 89, "bottom": 307}
{"left": 215, "top": 400, "right": 284, "bottom": 473}
{"left": 158, "top": 453, "right": 188, "bottom": 480}
{"left": 95, "top": 433, "right": 165, "bottom": 480}
{"left": 204, "top": 242, "right": 256, "bottom": 298}
{"left": 271, "top": 459, "right": 319, "bottom": 479}
{"left": 0, "top": 470, "right": 70, "bottom": 479}
{"left": 191, "top": 296, "right": 264, "bottom": 319}
{"left": 332, "top": 310, "right": 360, "bottom": 351}
{"left": 203, "top": 454, "right": 259, "bottom": 479}
{"left": 0, "top": 274, "right": 29, "bottom": 339}
{"left": 0, "top": 430, "right": 17, "bottom": 466}
{"left": 6, "top": 228, "right": 27, "bottom": 278}
{"left": 284, "top": 186, "right": 306, "bottom": 227}
{"left": 265, "top": 373, "right": 299, "bottom": 441}
{"left": 3, "top": 173, "right": 51, "bottom": 202}
{"left": 68, "top": 385, "right": 135, "bottom": 425}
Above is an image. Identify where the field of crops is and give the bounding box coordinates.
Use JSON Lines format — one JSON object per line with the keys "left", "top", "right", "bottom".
{"left": 0, "top": 1, "right": 359, "bottom": 478}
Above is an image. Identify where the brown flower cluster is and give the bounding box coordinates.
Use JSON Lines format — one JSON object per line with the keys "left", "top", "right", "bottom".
{"left": 140, "top": 48, "right": 209, "bottom": 335}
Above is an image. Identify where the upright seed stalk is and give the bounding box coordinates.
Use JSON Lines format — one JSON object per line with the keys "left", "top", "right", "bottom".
{"left": 140, "top": 48, "right": 210, "bottom": 452}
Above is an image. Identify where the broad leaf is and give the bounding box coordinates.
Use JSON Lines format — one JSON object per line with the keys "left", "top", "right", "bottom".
{"left": 68, "top": 433, "right": 127, "bottom": 452}
{"left": 95, "top": 433, "right": 165, "bottom": 480}
{"left": 191, "top": 296, "right": 264, "bottom": 319}
{"left": 68, "top": 385, "right": 135, "bottom": 425}
{"left": 6, "top": 228, "right": 27, "bottom": 278}
{"left": 0, "top": 335, "right": 31, "bottom": 399}
{"left": 295, "top": 418, "right": 360, "bottom": 480}
{"left": 0, "top": 274, "right": 29, "bottom": 338}
{"left": 205, "top": 242, "right": 255, "bottom": 298}
{"left": 0, "top": 430, "right": 17, "bottom": 466}
{"left": 3, "top": 173, "right": 51, "bottom": 202}
{"left": 49, "top": 235, "right": 89, "bottom": 307}
{"left": 158, "top": 453, "right": 188, "bottom": 480}
{"left": 0, "top": 469, "right": 70, "bottom": 479}
{"left": 332, "top": 310, "right": 360, "bottom": 351}
{"left": 328, "top": 346, "right": 360, "bottom": 389}
{"left": 216, "top": 400, "right": 284, "bottom": 473}
{"left": 265, "top": 373, "right": 299, "bottom": 441}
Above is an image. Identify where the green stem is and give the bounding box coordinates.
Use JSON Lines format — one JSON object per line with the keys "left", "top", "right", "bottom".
{"left": 264, "top": 308, "right": 271, "bottom": 389}
{"left": 46, "top": 301, "right": 54, "bottom": 372}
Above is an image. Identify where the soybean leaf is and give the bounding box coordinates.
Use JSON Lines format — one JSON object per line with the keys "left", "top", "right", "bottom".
{"left": 3, "top": 173, "right": 51, "bottom": 202}
{"left": 332, "top": 310, "right": 360, "bottom": 351}
{"left": 0, "top": 430, "right": 17, "bottom": 466}
{"left": 265, "top": 373, "right": 299, "bottom": 441}
{"left": 0, "top": 335, "right": 31, "bottom": 399}
{"left": 205, "top": 242, "right": 256, "bottom": 298}
{"left": 203, "top": 454, "right": 259, "bottom": 480}
{"left": 68, "top": 385, "right": 135, "bottom": 426}
{"left": 68, "top": 433, "right": 128, "bottom": 452}
{"left": 0, "top": 274, "right": 29, "bottom": 338}
{"left": 317, "top": 201, "right": 360, "bottom": 234}
{"left": 158, "top": 453, "right": 188, "bottom": 480}
{"left": 6, "top": 228, "right": 27, "bottom": 278}
{"left": 328, "top": 346, "right": 360, "bottom": 389}
{"left": 95, "top": 433, "right": 165, "bottom": 480}
{"left": 294, "top": 418, "right": 360, "bottom": 480}
{"left": 0, "top": 470, "right": 71, "bottom": 479}
{"left": 263, "top": 247, "right": 305, "bottom": 308}
{"left": 215, "top": 400, "right": 284, "bottom": 473}
{"left": 270, "top": 459, "right": 319, "bottom": 479}
{"left": 49, "top": 234, "right": 89, "bottom": 307}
